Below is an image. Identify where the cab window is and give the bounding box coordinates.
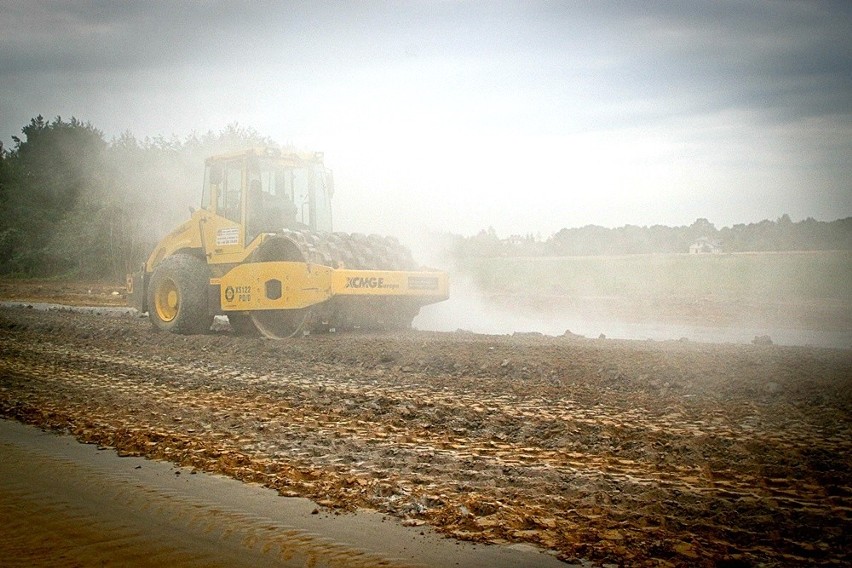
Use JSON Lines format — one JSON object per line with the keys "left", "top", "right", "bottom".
{"left": 216, "top": 160, "right": 243, "bottom": 223}
{"left": 202, "top": 164, "right": 217, "bottom": 209}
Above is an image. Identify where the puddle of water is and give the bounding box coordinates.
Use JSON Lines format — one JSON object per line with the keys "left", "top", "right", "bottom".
{"left": 0, "top": 419, "right": 569, "bottom": 568}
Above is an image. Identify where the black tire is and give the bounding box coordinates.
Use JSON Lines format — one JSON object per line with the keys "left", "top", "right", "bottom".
{"left": 147, "top": 254, "right": 213, "bottom": 334}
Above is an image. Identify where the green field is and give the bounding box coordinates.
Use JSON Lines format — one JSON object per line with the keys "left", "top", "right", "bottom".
{"left": 464, "top": 251, "right": 852, "bottom": 303}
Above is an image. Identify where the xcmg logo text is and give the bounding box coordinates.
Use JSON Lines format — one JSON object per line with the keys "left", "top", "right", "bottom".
{"left": 345, "top": 276, "right": 398, "bottom": 289}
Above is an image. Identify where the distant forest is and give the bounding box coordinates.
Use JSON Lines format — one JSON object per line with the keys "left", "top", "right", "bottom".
{"left": 0, "top": 116, "right": 275, "bottom": 280}
{"left": 449, "top": 216, "right": 852, "bottom": 259}
{"left": 0, "top": 116, "right": 849, "bottom": 281}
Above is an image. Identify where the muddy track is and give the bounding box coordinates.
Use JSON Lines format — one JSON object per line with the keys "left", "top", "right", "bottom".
{"left": 0, "top": 306, "right": 849, "bottom": 566}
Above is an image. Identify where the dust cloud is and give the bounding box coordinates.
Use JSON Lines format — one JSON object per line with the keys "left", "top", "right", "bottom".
{"left": 413, "top": 272, "right": 581, "bottom": 336}
{"left": 414, "top": 276, "right": 851, "bottom": 348}
{"left": 408, "top": 236, "right": 852, "bottom": 349}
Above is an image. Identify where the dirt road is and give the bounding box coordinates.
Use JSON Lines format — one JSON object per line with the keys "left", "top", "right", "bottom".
{"left": 0, "top": 305, "right": 849, "bottom": 566}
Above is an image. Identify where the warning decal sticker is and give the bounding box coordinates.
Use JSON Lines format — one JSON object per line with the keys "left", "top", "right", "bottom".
{"left": 216, "top": 227, "right": 239, "bottom": 246}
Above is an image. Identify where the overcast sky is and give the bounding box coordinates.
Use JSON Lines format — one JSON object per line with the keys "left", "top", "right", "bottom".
{"left": 1, "top": 1, "right": 850, "bottom": 241}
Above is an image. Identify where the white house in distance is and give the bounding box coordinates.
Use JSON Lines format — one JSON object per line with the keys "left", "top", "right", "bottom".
{"left": 689, "top": 237, "right": 722, "bottom": 254}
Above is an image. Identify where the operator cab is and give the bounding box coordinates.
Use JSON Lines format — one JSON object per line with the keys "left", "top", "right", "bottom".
{"left": 202, "top": 148, "right": 334, "bottom": 243}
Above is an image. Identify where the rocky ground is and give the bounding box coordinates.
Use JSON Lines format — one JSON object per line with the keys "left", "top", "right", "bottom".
{"left": 0, "top": 294, "right": 849, "bottom": 567}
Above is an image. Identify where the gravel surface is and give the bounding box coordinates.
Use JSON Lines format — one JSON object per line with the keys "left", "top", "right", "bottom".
{"left": 0, "top": 305, "right": 850, "bottom": 566}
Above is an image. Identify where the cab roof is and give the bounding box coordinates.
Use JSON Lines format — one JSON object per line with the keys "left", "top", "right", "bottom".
{"left": 205, "top": 147, "right": 325, "bottom": 165}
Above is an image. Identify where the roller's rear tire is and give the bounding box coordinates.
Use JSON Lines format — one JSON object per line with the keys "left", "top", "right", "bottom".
{"left": 147, "top": 254, "right": 213, "bottom": 334}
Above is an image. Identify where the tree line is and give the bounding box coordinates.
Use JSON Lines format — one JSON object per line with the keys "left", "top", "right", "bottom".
{"left": 1, "top": 116, "right": 849, "bottom": 281}
{"left": 448, "top": 215, "right": 851, "bottom": 258}
{"left": 0, "top": 115, "right": 275, "bottom": 281}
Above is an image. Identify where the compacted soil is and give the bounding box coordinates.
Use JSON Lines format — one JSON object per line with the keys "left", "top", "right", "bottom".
{"left": 0, "top": 300, "right": 849, "bottom": 566}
